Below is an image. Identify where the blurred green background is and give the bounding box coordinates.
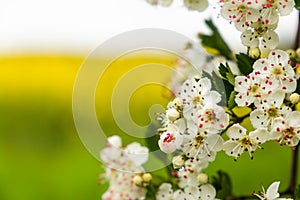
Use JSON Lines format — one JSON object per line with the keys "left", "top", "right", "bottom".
{"left": 0, "top": 53, "right": 299, "bottom": 200}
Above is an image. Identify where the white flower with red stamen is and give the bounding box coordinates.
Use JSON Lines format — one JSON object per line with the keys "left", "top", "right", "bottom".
{"left": 234, "top": 72, "right": 273, "bottom": 107}
{"left": 100, "top": 136, "right": 149, "bottom": 200}
{"left": 196, "top": 104, "right": 229, "bottom": 134}
{"left": 269, "top": 111, "right": 300, "bottom": 146}
{"left": 220, "top": 0, "right": 260, "bottom": 31}
{"left": 184, "top": 184, "right": 217, "bottom": 200}
{"left": 102, "top": 172, "right": 147, "bottom": 200}
{"left": 250, "top": 90, "right": 291, "bottom": 129}
{"left": 241, "top": 17, "right": 279, "bottom": 50}
{"left": 156, "top": 183, "right": 190, "bottom": 200}
{"left": 254, "top": 181, "right": 280, "bottom": 200}
{"left": 223, "top": 124, "right": 268, "bottom": 159}
{"left": 184, "top": 0, "right": 209, "bottom": 12}
{"left": 178, "top": 78, "right": 222, "bottom": 119}
{"left": 253, "top": 49, "right": 297, "bottom": 93}
{"left": 179, "top": 122, "right": 224, "bottom": 161}
{"left": 260, "top": 0, "right": 295, "bottom": 24}
{"left": 158, "top": 119, "right": 185, "bottom": 154}
{"left": 177, "top": 158, "right": 209, "bottom": 188}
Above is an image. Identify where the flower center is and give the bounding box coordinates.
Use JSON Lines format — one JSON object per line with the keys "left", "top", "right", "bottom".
{"left": 192, "top": 95, "right": 202, "bottom": 105}
{"left": 249, "top": 84, "right": 260, "bottom": 94}
{"left": 239, "top": 136, "right": 253, "bottom": 151}
{"left": 194, "top": 134, "right": 206, "bottom": 149}
{"left": 272, "top": 66, "right": 285, "bottom": 78}
{"left": 267, "top": 107, "right": 279, "bottom": 118}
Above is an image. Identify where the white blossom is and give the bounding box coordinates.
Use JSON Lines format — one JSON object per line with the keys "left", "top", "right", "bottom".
{"left": 223, "top": 124, "right": 268, "bottom": 159}
{"left": 253, "top": 49, "right": 297, "bottom": 93}
{"left": 270, "top": 111, "right": 300, "bottom": 146}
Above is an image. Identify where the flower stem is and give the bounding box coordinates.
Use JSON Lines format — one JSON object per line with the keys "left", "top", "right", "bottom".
{"left": 282, "top": 144, "right": 299, "bottom": 198}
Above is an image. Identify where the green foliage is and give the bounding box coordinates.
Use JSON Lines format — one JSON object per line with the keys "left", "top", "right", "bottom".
{"left": 295, "top": 0, "right": 300, "bottom": 10}
{"left": 211, "top": 170, "right": 233, "bottom": 199}
{"left": 199, "top": 19, "right": 233, "bottom": 60}
{"left": 236, "top": 53, "right": 256, "bottom": 75}
{"left": 228, "top": 91, "right": 237, "bottom": 110}
{"left": 215, "top": 63, "right": 236, "bottom": 108}
{"left": 295, "top": 79, "right": 300, "bottom": 95}
{"left": 296, "top": 184, "right": 300, "bottom": 199}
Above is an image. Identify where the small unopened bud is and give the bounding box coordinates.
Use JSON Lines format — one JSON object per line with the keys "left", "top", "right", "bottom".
{"left": 286, "top": 49, "right": 296, "bottom": 59}
{"left": 142, "top": 173, "right": 152, "bottom": 183}
{"left": 290, "top": 93, "right": 300, "bottom": 104}
{"left": 133, "top": 175, "right": 143, "bottom": 186}
{"left": 172, "top": 155, "right": 185, "bottom": 169}
{"left": 296, "top": 47, "right": 300, "bottom": 58}
{"left": 249, "top": 47, "right": 260, "bottom": 59}
{"left": 197, "top": 173, "right": 209, "bottom": 184}
{"left": 166, "top": 108, "right": 180, "bottom": 121}
{"left": 172, "top": 98, "right": 183, "bottom": 109}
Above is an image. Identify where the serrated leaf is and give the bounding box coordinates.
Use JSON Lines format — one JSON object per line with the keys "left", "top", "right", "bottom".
{"left": 199, "top": 19, "right": 233, "bottom": 60}
{"left": 211, "top": 170, "right": 233, "bottom": 199}
{"left": 228, "top": 91, "right": 237, "bottom": 110}
{"left": 236, "top": 53, "right": 256, "bottom": 75}
{"left": 226, "top": 72, "right": 235, "bottom": 86}
{"left": 219, "top": 63, "right": 228, "bottom": 79}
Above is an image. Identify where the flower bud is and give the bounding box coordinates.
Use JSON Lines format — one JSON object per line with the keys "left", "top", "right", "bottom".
{"left": 290, "top": 93, "right": 300, "bottom": 104}
{"left": 166, "top": 108, "right": 180, "bottom": 121}
{"left": 296, "top": 47, "right": 300, "bottom": 58}
{"left": 286, "top": 49, "right": 296, "bottom": 59}
{"left": 133, "top": 175, "right": 143, "bottom": 186}
{"left": 172, "top": 98, "right": 183, "bottom": 109}
{"left": 197, "top": 173, "right": 209, "bottom": 184}
{"left": 172, "top": 155, "right": 185, "bottom": 169}
{"left": 142, "top": 173, "right": 152, "bottom": 183}
{"left": 249, "top": 47, "right": 260, "bottom": 59}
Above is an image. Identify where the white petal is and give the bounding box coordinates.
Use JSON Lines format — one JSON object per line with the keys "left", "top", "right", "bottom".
{"left": 199, "top": 184, "right": 217, "bottom": 200}
{"left": 249, "top": 128, "right": 269, "bottom": 144}
{"left": 266, "top": 181, "right": 280, "bottom": 199}
{"left": 261, "top": 31, "right": 279, "bottom": 50}
{"left": 250, "top": 109, "right": 269, "bottom": 128}
{"left": 227, "top": 124, "right": 246, "bottom": 139}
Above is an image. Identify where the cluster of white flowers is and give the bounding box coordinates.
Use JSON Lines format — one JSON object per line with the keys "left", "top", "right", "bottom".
{"left": 235, "top": 50, "right": 300, "bottom": 148}
{"left": 220, "top": 0, "right": 295, "bottom": 53}
{"left": 155, "top": 48, "right": 300, "bottom": 198}
{"left": 97, "top": 0, "right": 300, "bottom": 199}
{"left": 100, "top": 136, "right": 149, "bottom": 200}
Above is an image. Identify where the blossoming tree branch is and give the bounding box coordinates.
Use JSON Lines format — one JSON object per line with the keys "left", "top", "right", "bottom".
{"left": 98, "top": 0, "right": 300, "bottom": 199}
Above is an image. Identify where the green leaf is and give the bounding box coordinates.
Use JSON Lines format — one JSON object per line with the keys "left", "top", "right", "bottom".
{"left": 219, "top": 63, "right": 228, "bottom": 79}
{"left": 226, "top": 71, "right": 235, "bottom": 86}
{"left": 236, "top": 53, "right": 256, "bottom": 75}
{"left": 295, "top": 79, "right": 300, "bottom": 95}
{"left": 295, "top": 0, "right": 300, "bottom": 10}
{"left": 199, "top": 19, "right": 233, "bottom": 60}
{"left": 228, "top": 91, "right": 237, "bottom": 110}
{"left": 211, "top": 170, "right": 233, "bottom": 199}
{"left": 296, "top": 184, "right": 300, "bottom": 199}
